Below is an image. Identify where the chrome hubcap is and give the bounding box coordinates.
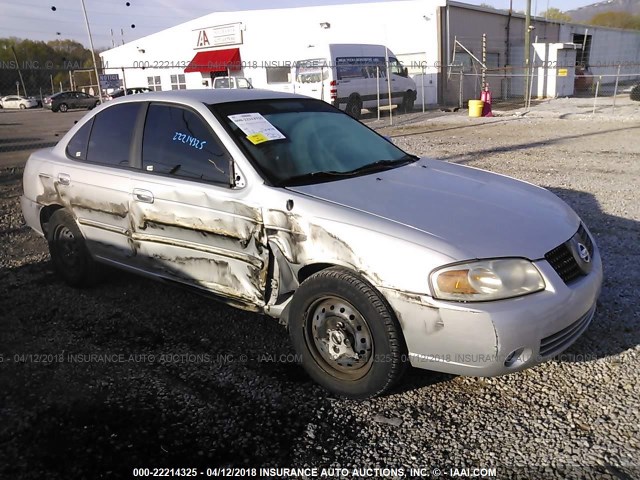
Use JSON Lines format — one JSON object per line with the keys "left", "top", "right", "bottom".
{"left": 307, "top": 296, "right": 373, "bottom": 378}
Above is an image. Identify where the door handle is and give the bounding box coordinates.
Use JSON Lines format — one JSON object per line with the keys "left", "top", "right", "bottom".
{"left": 133, "top": 188, "right": 154, "bottom": 204}
{"left": 57, "top": 173, "right": 70, "bottom": 186}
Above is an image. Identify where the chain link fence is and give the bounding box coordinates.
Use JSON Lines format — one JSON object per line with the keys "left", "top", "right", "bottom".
{"left": 1, "top": 61, "right": 638, "bottom": 110}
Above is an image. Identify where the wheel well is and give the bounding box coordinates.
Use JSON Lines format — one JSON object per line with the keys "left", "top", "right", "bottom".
{"left": 40, "top": 204, "right": 64, "bottom": 236}
{"left": 298, "top": 263, "right": 336, "bottom": 284}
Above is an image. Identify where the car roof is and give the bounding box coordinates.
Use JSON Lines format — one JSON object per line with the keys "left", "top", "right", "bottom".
{"left": 111, "top": 88, "right": 303, "bottom": 105}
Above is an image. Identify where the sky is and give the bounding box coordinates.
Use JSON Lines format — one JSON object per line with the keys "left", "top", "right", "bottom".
{"left": 0, "top": 0, "right": 599, "bottom": 49}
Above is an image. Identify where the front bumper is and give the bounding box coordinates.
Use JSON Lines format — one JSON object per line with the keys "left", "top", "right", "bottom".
{"left": 382, "top": 249, "right": 603, "bottom": 377}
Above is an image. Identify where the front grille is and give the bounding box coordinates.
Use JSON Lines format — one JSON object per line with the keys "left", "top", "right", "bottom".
{"left": 544, "top": 224, "right": 594, "bottom": 284}
{"left": 540, "top": 304, "right": 596, "bottom": 358}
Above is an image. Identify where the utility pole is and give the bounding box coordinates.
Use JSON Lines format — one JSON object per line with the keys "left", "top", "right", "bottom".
{"left": 524, "top": 0, "right": 531, "bottom": 106}
{"left": 9, "top": 45, "right": 28, "bottom": 97}
{"left": 80, "top": 0, "right": 103, "bottom": 99}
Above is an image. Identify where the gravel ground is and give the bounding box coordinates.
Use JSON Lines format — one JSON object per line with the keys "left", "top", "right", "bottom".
{"left": 0, "top": 101, "right": 639, "bottom": 479}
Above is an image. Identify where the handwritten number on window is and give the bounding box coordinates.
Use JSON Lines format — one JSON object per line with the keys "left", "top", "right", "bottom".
{"left": 172, "top": 131, "right": 207, "bottom": 150}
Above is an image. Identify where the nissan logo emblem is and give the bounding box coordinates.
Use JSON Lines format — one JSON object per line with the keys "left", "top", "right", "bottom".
{"left": 577, "top": 243, "right": 591, "bottom": 263}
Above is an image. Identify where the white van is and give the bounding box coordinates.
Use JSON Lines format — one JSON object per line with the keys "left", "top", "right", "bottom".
{"left": 294, "top": 44, "right": 417, "bottom": 118}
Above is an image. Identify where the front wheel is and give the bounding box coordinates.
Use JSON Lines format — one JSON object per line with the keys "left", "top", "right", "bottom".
{"left": 58, "top": 103, "right": 68, "bottom": 112}
{"left": 47, "top": 209, "right": 102, "bottom": 287}
{"left": 20, "top": 103, "right": 26, "bottom": 110}
{"left": 289, "top": 267, "right": 407, "bottom": 399}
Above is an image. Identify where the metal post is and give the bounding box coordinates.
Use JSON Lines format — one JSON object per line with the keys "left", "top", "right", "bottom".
{"left": 386, "top": 47, "right": 393, "bottom": 126}
{"left": 592, "top": 76, "right": 600, "bottom": 115}
{"left": 80, "top": 0, "right": 103, "bottom": 100}
{"left": 69, "top": 70, "right": 74, "bottom": 91}
{"left": 524, "top": 0, "right": 532, "bottom": 106}
{"left": 376, "top": 66, "right": 381, "bottom": 121}
{"left": 612, "top": 64, "right": 621, "bottom": 113}
{"left": 39, "top": 87, "right": 43, "bottom": 108}
{"left": 121, "top": 67, "right": 127, "bottom": 92}
{"left": 527, "top": 35, "right": 538, "bottom": 110}
{"left": 50, "top": 74, "right": 54, "bottom": 95}
{"left": 459, "top": 71, "right": 463, "bottom": 109}
{"left": 421, "top": 64, "right": 425, "bottom": 113}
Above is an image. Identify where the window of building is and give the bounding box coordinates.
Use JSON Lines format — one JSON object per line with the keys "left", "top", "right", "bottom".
{"left": 86, "top": 103, "right": 142, "bottom": 166}
{"left": 147, "top": 75, "right": 162, "bottom": 91}
{"left": 141, "top": 104, "right": 231, "bottom": 185}
{"left": 266, "top": 67, "right": 291, "bottom": 84}
{"left": 170, "top": 74, "right": 187, "bottom": 90}
{"left": 66, "top": 119, "right": 94, "bottom": 160}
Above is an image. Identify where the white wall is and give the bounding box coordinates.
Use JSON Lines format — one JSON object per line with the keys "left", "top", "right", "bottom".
{"left": 100, "top": 0, "right": 445, "bottom": 94}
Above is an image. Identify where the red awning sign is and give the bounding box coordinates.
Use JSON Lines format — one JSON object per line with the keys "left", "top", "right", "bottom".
{"left": 184, "top": 48, "right": 242, "bottom": 73}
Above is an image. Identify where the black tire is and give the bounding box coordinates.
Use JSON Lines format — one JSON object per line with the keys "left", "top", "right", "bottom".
{"left": 19, "top": 103, "right": 26, "bottom": 110}
{"left": 58, "top": 103, "right": 68, "bottom": 113}
{"left": 402, "top": 91, "right": 415, "bottom": 113}
{"left": 88, "top": 101, "right": 99, "bottom": 110}
{"left": 631, "top": 85, "right": 640, "bottom": 102}
{"left": 47, "top": 209, "right": 102, "bottom": 287}
{"left": 289, "top": 267, "right": 408, "bottom": 399}
{"left": 345, "top": 96, "right": 362, "bottom": 119}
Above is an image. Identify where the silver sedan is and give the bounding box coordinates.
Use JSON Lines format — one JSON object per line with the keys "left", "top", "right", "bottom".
{"left": 20, "top": 89, "right": 602, "bottom": 398}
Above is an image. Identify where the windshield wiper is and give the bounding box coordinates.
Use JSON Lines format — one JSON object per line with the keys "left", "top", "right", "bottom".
{"left": 341, "top": 154, "right": 419, "bottom": 176}
{"left": 276, "top": 155, "right": 420, "bottom": 187}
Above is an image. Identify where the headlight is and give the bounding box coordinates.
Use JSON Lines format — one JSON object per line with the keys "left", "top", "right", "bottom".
{"left": 430, "top": 258, "right": 545, "bottom": 302}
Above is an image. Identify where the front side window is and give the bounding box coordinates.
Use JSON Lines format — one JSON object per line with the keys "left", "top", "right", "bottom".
{"left": 211, "top": 99, "right": 413, "bottom": 186}
{"left": 141, "top": 104, "right": 231, "bottom": 185}
{"left": 86, "top": 103, "right": 142, "bottom": 166}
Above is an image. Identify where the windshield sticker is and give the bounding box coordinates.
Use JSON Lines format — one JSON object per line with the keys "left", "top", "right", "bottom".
{"left": 172, "top": 131, "right": 207, "bottom": 150}
{"left": 228, "top": 113, "right": 286, "bottom": 144}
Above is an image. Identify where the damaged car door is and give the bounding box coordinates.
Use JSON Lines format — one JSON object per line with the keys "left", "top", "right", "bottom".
{"left": 55, "top": 102, "right": 143, "bottom": 260}
{"left": 127, "top": 103, "right": 268, "bottom": 309}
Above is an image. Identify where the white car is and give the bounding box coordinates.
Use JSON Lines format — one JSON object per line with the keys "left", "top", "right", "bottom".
{"left": 0, "top": 95, "right": 38, "bottom": 109}
{"left": 20, "top": 89, "right": 602, "bottom": 398}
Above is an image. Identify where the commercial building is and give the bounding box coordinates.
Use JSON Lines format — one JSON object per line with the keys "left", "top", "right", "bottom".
{"left": 100, "top": 0, "right": 640, "bottom": 106}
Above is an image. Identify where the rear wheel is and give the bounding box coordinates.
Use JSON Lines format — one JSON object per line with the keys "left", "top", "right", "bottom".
{"left": 289, "top": 267, "right": 407, "bottom": 399}
{"left": 345, "top": 96, "right": 362, "bottom": 119}
{"left": 402, "top": 92, "right": 415, "bottom": 113}
{"left": 47, "top": 209, "right": 102, "bottom": 287}
{"left": 58, "top": 103, "right": 68, "bottom": 113}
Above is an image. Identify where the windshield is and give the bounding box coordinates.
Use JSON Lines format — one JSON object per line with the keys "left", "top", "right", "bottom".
{"left": 210, "top": 99, "right": 414, "bottom": 186}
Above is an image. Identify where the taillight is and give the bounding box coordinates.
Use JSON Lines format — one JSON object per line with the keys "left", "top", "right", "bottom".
{"left": 330, "top": 80, "right": 337, "bottom": 100}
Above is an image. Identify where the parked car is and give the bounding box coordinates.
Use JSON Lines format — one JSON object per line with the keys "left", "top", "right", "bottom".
{"left": 44, "top": 91, "right": 100, "bottom": 112}
{"left": 211, "top": 76, "right": 253, "bottom": 89}
{"left": 105, "top": 87, "right": 151, "bottom": 100}
{"left": 21, "top": 89, "right": 602, "bottom": 398}
{"left": 0, "top": 95, "right": 38, "bottom": 109}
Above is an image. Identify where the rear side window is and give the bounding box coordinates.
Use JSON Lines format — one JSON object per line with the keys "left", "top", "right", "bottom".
{"left": 86, "top": 103, "right": 141, "bottom": 166}
{"left": 141, "top": 104, "right": 231, "bottom": 185}
{"left": 66, "top": 119, "right": 94, "bottom": 160}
